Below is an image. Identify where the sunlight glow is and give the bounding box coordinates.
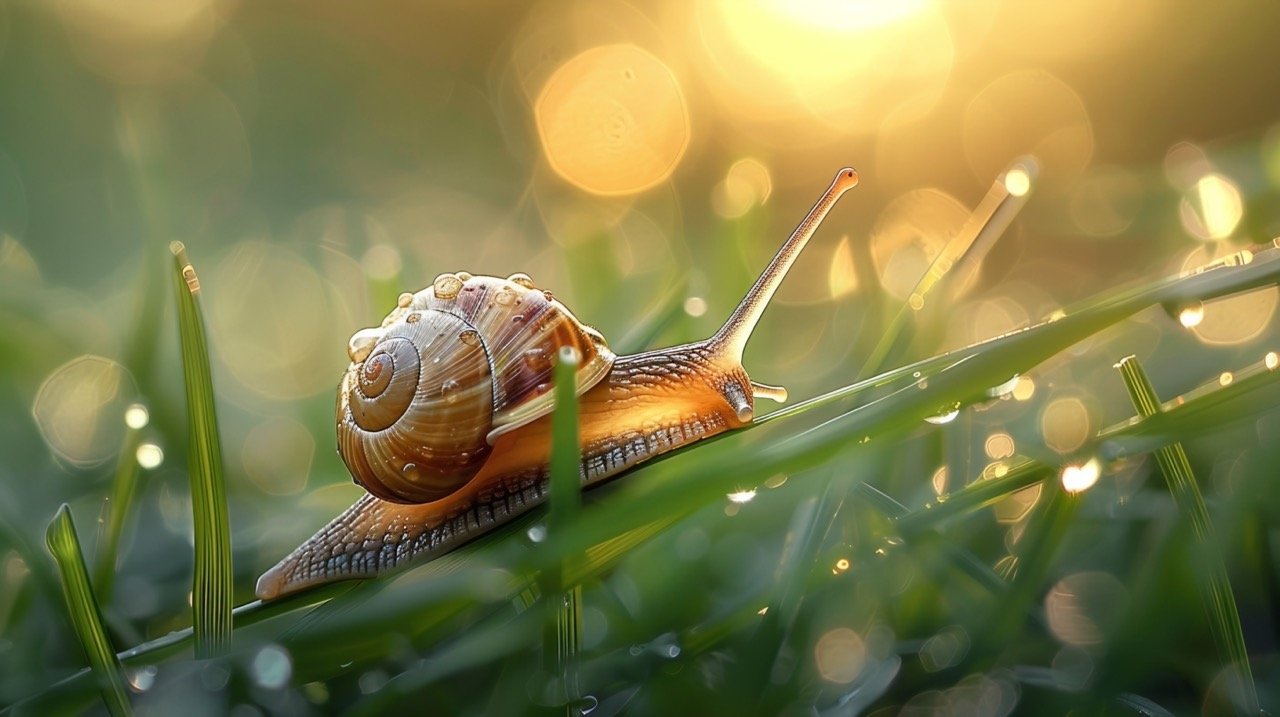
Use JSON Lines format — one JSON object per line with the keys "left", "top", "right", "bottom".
{"left": 1061, "top": 458, "right": 1101, "bottom": 494}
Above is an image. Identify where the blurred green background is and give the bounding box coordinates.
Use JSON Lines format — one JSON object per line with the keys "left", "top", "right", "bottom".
{"left": 3, "top": 0, "right": 1280, "bottom": 714}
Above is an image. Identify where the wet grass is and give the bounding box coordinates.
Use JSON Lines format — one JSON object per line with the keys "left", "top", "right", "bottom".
{"left": 8, "top": 244, "right": 1280, "bottom": 714}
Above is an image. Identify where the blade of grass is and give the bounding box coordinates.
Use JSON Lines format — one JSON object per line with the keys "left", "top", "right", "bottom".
{"left": 979, "top": 477, "right": 1081, "bottom": 651}
{"left": 759, "top": 239, "right": 1280, "bottom": 428}
{"left": 1115, "top": 356, "right": 1258, "bottom": 713}
{"left": 546, "top": 346, "right": 583, "bottom": 713}
{"left": 93, "top": 420, "right": 144, "bottom": 601}
{"left": 170, "top": 242, "right": 232, "bottom": 658}
{"left": 858, "top": 158, "right": 1035, "bottom": 378}
{"left": 45, "top": 504, "right": 133, "bottom": 717}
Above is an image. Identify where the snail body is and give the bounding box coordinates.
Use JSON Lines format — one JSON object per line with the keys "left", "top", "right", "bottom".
{"left": 257, "top": 168, "right": 858, "bottom": 600}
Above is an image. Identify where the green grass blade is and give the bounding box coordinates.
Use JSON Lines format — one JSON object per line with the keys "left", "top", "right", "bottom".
{"left": 858, "top": 159, "right": 1033, "bottom": 378}
{"left": 546, "top": 346, "right": 583, "bottom": 712}
{"left": 896, "top": 459, "right": 1053, "bottom": 534}
{"left": 1115, "top": 356, "right": 1258, "bottom": 713}
{"left": 170, "top": 242, "right": 233, "bottom": 658}
{"left": 93, "top": 421, "right": 143, "bottom": 601}
{"left": 45, "top": 504, "right": 133, "bottom": 717}
{"left": 980, "top": 478, "right": 1081, "bottom": 650}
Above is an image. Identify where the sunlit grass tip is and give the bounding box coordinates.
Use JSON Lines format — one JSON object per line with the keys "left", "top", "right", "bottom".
{"left": 170, "top": 242, "right": 233, "bottom": 658}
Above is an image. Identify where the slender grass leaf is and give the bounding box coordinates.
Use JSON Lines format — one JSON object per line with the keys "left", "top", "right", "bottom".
{"left": 170, "top": 242, "right": 232, "bottom": 658}
{"left": 546, "top": 346, "right": 583, "bottom": 712}
{"left": 93, "top": 423, "right": 143, "bottom": 601}
{"left": 858, "top": 158, "right": 1033, "bottom": 378}
{"left": 45, "top": 504, "right": 133, "bottom": 717}
{"left": 1115, "top": 356, "right": 1258, "bottom": 714}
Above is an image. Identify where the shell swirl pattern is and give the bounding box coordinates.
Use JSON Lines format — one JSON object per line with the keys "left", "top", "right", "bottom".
{"left": 335, "top": 272, "right": 615, "bottom": 504}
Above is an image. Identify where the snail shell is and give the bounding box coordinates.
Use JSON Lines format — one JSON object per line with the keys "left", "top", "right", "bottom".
{"left": 337, "top": 272, "right": 614, "bottom": 503}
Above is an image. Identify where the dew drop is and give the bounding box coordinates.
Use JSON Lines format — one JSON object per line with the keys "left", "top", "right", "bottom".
{"left": 523, "top": 347, "right": 550, "bottom": 370}
{"left": 347, "top": 328, "right": 382, "bottom": 362}
{"left": 442, "top": 378, "right": 462, "bottom": 403}
{"left": 455, "top": 271, "right": 473, "bottom": 281}
{"left": 405, "top": 312, "right": 421, "bottom": 324}
{"left": 925, "top": 409, "right": 959, "bottom": 425}
{"left": 507, "top": 272, "right": 535, "bottom": 289}
{"left": 512, "top": 314, "right": 525, "bottom": 324}
{"left": 402, "top": 462, "right": 417, "bottom": 474}
{"left": 433, "top": 273, "right": 463, "bottom": 299}
{"left": 396, "top": 292, "right": 414, "bottom": 308}
{"left": 495, "top": 287, "right": 515, "bottom": 306}
{"left": 458, "top": 329, "right": 481, "bottom": 347}
{"left": 1178, "top": 301, "right": 1205, "bottom": 328}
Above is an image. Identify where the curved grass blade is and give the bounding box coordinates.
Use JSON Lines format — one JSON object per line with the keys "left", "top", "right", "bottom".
{"left": 170, "top": 242, "right": 232, "bottom": 658}
{"left": 1115, "top": 356, "right": 1258, "bottom": 713}
{"left": 858, "top": 158, "right": 1035, "bottom": 378}
{"left": 45, "top": 504, "right": 133, "bottom": 717}
{"left": 93, "top": 422, "right": 144, "bottom": 601}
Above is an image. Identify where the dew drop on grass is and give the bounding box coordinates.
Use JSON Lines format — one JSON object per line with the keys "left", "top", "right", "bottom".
{"left": 250, "top": 645, "right": 292, "bottom": 690}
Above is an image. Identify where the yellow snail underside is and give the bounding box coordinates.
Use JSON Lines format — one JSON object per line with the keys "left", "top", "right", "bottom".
{"left": 257, "top": 168, "right": 859, "bottom": 600}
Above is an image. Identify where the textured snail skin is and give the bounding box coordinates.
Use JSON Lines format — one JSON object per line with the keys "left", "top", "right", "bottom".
{"left": 256, "top": 167, "right": 859, "bottom": 600}
{"left": 256, "top": 345, "right": 749, "bottom": 599}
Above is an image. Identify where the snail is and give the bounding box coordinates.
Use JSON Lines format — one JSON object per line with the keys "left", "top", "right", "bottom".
{"left": 256, "top": 167, "right": 859, "bottom": 600}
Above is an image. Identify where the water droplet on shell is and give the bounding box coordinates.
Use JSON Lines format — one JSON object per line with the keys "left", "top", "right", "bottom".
{"left": 433, "top": 273, "right": 463, "bottom": 299}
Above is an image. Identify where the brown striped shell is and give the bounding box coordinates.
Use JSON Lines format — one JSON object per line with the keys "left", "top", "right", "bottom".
{"left": 336, "top": 272, "right": 615, "bottom": 504}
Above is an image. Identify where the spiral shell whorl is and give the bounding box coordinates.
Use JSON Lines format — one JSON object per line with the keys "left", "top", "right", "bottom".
{"left": 336, "top": 271, "right": 616, "bottom": 504}
{"left": 348, "top": 338, "right": 419, "bottom": 432}
{"left": 337, "top": 311, "right": 494, "bottom": 504}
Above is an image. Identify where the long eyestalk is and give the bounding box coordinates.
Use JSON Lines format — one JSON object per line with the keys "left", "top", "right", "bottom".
{"left": 711, "top": 167, "right": 858, "bottom": 364}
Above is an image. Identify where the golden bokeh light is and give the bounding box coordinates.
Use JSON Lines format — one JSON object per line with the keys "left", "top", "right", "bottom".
{"left": 32, "top": 355, "right": 133, "bottom": 467}
{"left": 931, "top": 466, "right": 948, "bottom": 496}
{"left": 54, "top": 0, "right": 228, "bottom": 83}
{"left": 1061, "top": 458, "right": 1101, "bottom": 494}
{"left": 995, "top": 484, "right": 1042, "bottom": 524}
{"left": 984, "top": 432, "right": 1015, "bottom": 460}
{"left": 242, "top": 417, "right": 314, "bottom": 496}
{"left": 710, "top": 158, "right": 773, "bottom": 219}
{"left": 1180, "top": 244, "right": 1279, "bottom": 346}
{"left": 1163, "top": 141, "right": 1213, "bottom": 191}
{"left": 1012, "top": 376, "right": 1036, "bottom": 401}
{"left": 814, "top": 627, "right": 867, "bottom": 684}
{"left": 963, "top": 70, "right": 1093, "bottom": 185}
{"left": 535, "top": 44, "right": 690, "bottom": 196}
{"left": 1046, "top": 572, "right": 1127, "bottom": 646}
{"left": 827, "top": 236, "right": 859, "bottom": 299}
{"left": 870, "top": 188, "right": 970, "bottom": 301}
{"left": 695, "top": 0, "right": 954, "bottom": 136}
{"left": 1041, "top": 396, "right": 1092, "bottom": 454}
{"left": 207, "top": 241, "right": 357, "bottom": 401}
{"left": 1003, "top": 167, "right": 1032, "bottom": 197}
{"left": 1179, "top": 173, "right": 1243, "bottom": 241}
